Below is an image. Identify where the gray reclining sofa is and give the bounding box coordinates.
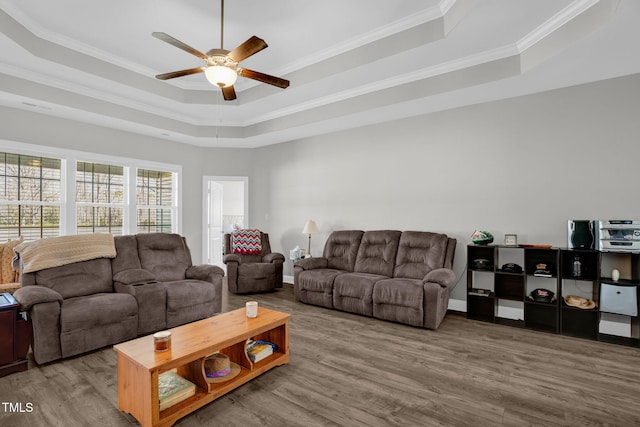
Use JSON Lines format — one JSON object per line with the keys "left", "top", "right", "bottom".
{"left": 14, "top": 233, "right": 224, "bottom": 364}
{"left": 294, "top": 230, "right": 456, "bottom": 329}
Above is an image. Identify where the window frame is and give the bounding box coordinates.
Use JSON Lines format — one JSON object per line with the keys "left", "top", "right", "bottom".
{"left": 0, "top": 152, "right": 65, "bottom": 240}
{"left": 0, "top": 140, "right": 182, "bottom": 238}
{"left": 75, "top": 160, "right": 127, "bottom": 235}
{"left": 135, "top": 167, "right": 179, "bottom": 234}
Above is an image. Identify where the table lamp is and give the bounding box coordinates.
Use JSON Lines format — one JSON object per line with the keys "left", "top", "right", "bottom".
{"left": 302, "top": 220, "right": 319, "bottom": 258}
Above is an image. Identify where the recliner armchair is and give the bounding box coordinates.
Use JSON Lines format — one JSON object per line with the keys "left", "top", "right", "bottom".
{"left": 223, "top": 232, "right": 285, "bottom": 294}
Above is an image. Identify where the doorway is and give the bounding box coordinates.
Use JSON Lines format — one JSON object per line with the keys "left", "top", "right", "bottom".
{"left": 203, "top": 176, "right": 249, "bottom": 267}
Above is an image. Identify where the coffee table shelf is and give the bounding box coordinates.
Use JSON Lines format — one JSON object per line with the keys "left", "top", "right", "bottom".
{"left": 114, "top": 307, "right": 290, "bottom": 427}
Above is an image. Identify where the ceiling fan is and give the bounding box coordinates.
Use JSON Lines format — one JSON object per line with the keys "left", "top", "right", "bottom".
{"left": 152, "top": 0, "right": 289, "bottom": 101}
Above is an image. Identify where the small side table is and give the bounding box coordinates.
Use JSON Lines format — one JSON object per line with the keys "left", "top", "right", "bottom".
{"left": 0, "top": 293, "right": 32, "bottom": 377}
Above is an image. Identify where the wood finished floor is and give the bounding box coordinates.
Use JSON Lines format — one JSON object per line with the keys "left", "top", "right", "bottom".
{"left": 1, "top": 282, "right": 640, "bottom": 426}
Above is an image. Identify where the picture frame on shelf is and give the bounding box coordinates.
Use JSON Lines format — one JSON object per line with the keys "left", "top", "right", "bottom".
{"left": 504, "top": 234, "right": 517, "bottom": 246}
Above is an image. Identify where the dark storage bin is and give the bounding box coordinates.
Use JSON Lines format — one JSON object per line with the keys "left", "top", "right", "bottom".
{"left": 525, "top": 302, "right": 558, "bottom": 333}
{"left": 561, "top": 306, "right": 598, "bottom": 340}
{"left": 467, "top": 294, "right": 495, "bottom": 322}
{"left": 495, "top": 273, "right": 524, "bottom": 301}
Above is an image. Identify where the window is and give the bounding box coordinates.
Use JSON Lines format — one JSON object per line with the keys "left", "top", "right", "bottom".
{"left": 136, "top": 168, "right": 175, "bottom": 233}
{"left": 0, "top": 144, "right": 181, "bottom": 241}
{"left": 0, "top": 153, "right": 62, "bottom": 240}
{"left": 76, "top": 161, "right": 125, "bottom": 235}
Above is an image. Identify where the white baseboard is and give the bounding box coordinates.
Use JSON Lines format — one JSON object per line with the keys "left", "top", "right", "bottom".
{"left": 448, "top": 298, "right": 466, "bottom": 313}
{"left": 284, "top": 275, "right": 294, "bottom": 284}
{"left": 496, "top": 301, "right": 524, "bottom": 321}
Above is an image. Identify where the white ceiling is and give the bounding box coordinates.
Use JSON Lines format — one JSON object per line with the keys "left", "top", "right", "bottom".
{"left": 1, "top": 0, "right": 639, "bottom": 148}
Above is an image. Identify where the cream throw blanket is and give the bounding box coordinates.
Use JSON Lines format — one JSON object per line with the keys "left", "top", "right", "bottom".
{"left": 13, "top": 234, "right": 116, "bottom": 274}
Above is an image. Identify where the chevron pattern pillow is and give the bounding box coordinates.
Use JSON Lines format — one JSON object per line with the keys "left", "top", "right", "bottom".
{"left": 232, "top": 229, "right": 262, "bottom": 255}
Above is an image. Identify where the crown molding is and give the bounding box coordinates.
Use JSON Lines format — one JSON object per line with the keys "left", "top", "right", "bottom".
{"left": 0, "top": 64, "right": 214, "bottom": 125}
{"left": 0, "top": 2, "right": 160, "bottom": 79}
{"left": 244, "top": 44, "right": 519, "bottom": 126}
{"left": 0, "top": 0, "right": 627, "bottom": 148}
{"left": 0, "top": 0, "right": 452, "bottom": 92}
{"left": 517, "top": 0, "right": 602, "bottom": 51}
{"left": 271, "top": 1, "right": 450, "bottom": 77}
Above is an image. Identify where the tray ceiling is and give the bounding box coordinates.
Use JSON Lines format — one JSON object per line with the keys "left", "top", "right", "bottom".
{"left": 1, "top": 0, "right": 638, "bottom": 148}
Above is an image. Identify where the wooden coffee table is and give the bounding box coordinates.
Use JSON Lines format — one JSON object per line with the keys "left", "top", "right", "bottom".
{"left": 114, "top": 306, "right": 290, "bottom": 427}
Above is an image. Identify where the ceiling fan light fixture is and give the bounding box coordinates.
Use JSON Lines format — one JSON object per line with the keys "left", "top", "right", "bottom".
{"left": 205, "top": 65, "right": 237, "bottom": 88}
{"left": 152, "top": 0, "right": 289, "bottom": 100}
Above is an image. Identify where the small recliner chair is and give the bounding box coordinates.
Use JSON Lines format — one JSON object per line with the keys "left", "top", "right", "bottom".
{"left": 223, "top": 231, "right": 285, "bottom": 294}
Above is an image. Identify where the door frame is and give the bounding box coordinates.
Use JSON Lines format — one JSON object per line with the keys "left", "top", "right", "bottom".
{"left": 202, "top": 176, "right": 249, "bottom": 266}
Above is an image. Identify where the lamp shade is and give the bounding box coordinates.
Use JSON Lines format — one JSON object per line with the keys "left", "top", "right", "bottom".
{"left": 302, "top": 220, "right": 319, "bottom": 235}
{"left": 204, "top": 65, "right": 238, "bottom": 88}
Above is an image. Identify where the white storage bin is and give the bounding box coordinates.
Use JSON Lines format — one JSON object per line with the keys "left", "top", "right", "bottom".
{"left": 600, "top": 283, "right": 638, "bottom": 316}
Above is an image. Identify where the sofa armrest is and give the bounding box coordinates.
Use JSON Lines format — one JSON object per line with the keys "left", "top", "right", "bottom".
{"left": 423, "top": 268, "right": 456, "bottom": 288}
{"left": 223, "top": 253, "right": 240, "bottom": 264}
{"left": 13, "top": 286, "right": 63, "bottom": 311}
{"left": 263, "top": 252, "right": 285, "bottom": 263}
{"left": 113, "top": 269, "right": 156, "bottom": 286}
{"left": 186, "top": 264, "right": 225, "bottom": 282}
{"left": 294, "top": 257, "right": 328, "bottom": 271}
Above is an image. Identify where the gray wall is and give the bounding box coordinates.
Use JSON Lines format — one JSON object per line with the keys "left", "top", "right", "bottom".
{"left": 2, "top": 73, "right": 639, "bottom": 302}
{"left": 252, "top": 73, "right": 640, "bottom": 300}
{"left": 0, "top": 106, "right": 253, "bottom": 264}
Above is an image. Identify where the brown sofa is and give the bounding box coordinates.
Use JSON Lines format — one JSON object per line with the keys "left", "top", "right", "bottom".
{"left": 13, "top": 233, "right": 224, "bottom": 364}
{"left": 223, "top": 232, "right": 285, "bottom": 294}
{"left": 294, "top": 230, "right": 456, "bottom": 329}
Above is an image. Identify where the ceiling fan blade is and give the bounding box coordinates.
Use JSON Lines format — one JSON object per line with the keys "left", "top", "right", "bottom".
{"left": 221, "top": 86, "right": 237, "bottom": 101}
{"left": 155, "top": 67, "right": 205, "bottom": 80}
{"left": 152, "top": 32, "right": 208, "bottom": 60}
{"left": 239, "top": 68, "right": 290, "bottom": 89}
{"left": 227, "top": 36, "right": 268, "bottom": 62}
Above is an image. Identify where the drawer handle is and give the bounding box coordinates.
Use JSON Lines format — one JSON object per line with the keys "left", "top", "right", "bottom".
{"left": 616, "top": 291, "right": 621, "bottom": 295}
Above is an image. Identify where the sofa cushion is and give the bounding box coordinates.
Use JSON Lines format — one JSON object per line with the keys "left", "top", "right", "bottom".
{"left": 165, "top": 280, "right": 217, "bottom": 310}
{"left": 393, "top": 231, "right": 449, "bottom": 279}
{"left": 60, "top": 293, "right": 137, "bottom": 332}
{"left": 323, "top": 230, "right": 364, "bottom": 272}
{"left": 14, "top": 285, "right": 62, "bottom": 310}
{"left": 297, "top": 269, "right": 345, "bottom": 308}
{"left": 33, "top": 258, "right": 113, "bottom": 299}
{"left": 186, "top": 264, "right": 225, "bottom": 282}
{"left": 354, "top": 230, "right": 401, "bottom": 277}
{"left": 0, "top": 282, "right": 20, "bottom": 294}
{"left": 236, "top": 263, "right": 276, "bottom": 293}
{"left": 1, "top": 237, "right": 22, "bottom": 283}
{"left": 112, "top": 235, "right": 142, "bottom": 275}
{"left": 424, "top": 268, "right": 456, "bottom": 287}
{"left": 333, "top": 272, "right": 387, "bottom": 316}
{"left": 60, "top": 293, "right": 137, "bottom": 358}
{"left": 113, "top": 269, "right": 156, "bottom": 286}
{"left": 373, "top": 278, "right": 424, "bottom": 327}
{"left": 238, "top": 262, "right": 275, "bottom": 278}
{"left": 137, "top": 233, "right": 191, "bottom": 281}
{"left": 165, "top": 280, "right": 218, "bottom": 327}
